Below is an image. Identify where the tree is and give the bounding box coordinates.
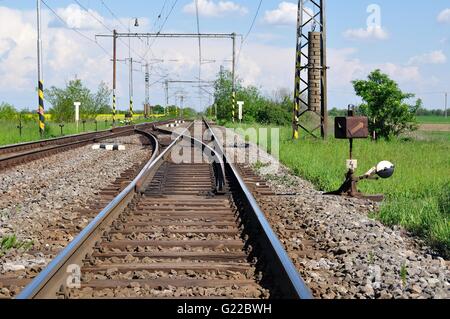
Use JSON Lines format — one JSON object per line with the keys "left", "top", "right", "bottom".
{"left": 0, "top": 102, "right": 18, "bottom": 120}
{"left": 152, "top": 105, "right": 165, "bottom": 114}
{"left": 93, "top": 82, "right": 112, "bottom": 114}
{"left": 46, "top": 79, "right": 112, "bottom": 122}
{"left": 353, "top": 70, "right": 420, "bottom": 139}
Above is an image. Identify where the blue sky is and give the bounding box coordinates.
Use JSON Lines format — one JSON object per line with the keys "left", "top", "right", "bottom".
{"left": 0, "top": 0, "right": 449, "bottom": 112}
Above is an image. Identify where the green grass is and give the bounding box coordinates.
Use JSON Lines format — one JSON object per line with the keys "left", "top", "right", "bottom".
{"left": 0, "top": 116, "right": 174, "bottom": 146}
{"left": 417, "top": 115, "right": 450, "bottom": 124}
{"left": 226, "top": 122, "right": 450, "bottom": 257}
{"left": 0, "top": 235, "right": 34, "bottom": 256}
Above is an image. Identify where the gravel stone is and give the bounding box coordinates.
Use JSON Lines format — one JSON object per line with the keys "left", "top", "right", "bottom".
{"left": 0, "top": 135, "right": 151, "bottom": 293}
{"left": 213, "top": 126, "right": 450, "bottom": 299}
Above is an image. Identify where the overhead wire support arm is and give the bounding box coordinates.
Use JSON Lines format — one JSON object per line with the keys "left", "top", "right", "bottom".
{"left": 96, "top": 31, "right": 242, "bottom": 122}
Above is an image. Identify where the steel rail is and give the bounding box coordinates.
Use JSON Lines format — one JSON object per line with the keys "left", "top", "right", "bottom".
{"left": 202, "top": 118, "right": 313, "bottom": 299}
{"left": 154, "top": 124, "right": 226, "bottom": 193}
{"left": 15, "top": 125, "right": 177, "bottom": 299}
{"left": 0, "top": 119, "right": 174, "bottom": 155}
{"left": 0, "top": 120, "right": 177, "bottom": 169}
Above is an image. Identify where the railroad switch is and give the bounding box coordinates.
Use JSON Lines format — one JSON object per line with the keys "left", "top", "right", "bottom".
{"left": 325, "top": 105, "right": 394, "bottom": 202}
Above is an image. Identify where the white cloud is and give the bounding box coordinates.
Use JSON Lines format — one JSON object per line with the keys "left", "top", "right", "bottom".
{"left": 378, "top": 63, "right": 420, "bottom": 83}
{"left": 408, "top": 50, "right": 447, "bottom": 65}
{"left": 183, "top": 0, "right": 248, "bottom": 17}
{"left": 344, "top": 26, "right": 389, "bottom": 40}
{"left": 263, "top": 2, "right": 297, "bottom": 25}
{"left": 54, "top": 4, "right": 105, "bottom": 30}
{"left": 437, "top": 8, "right": 450, "bottom": 23}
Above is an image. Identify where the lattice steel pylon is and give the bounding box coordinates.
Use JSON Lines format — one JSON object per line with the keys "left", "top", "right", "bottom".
{"left": 293, "top": 0, "right": 328, "bottom": 139}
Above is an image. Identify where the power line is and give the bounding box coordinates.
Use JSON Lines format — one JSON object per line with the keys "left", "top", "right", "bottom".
{"left": 143, "top": 0, "right": 179, "bottom": 58}
{"left": 41, "top": 0, "right": 111, "bottom": 57}
{"left": 236, "top": 0, "right": 263, "bottom": 70}
{"left": 72, "top": 0, "right": 145, "bottom": 61}
{"left": 73, "top": 0, "right": 113, "bottom": 32}
{"left": 243, "top": 0, "right": 263, "bottom": 43}
{"left": 194, "top": 0, "right": 202, "bottom": 111}
{"left": 100, "top": 0, "right": 128, "bottom": 30}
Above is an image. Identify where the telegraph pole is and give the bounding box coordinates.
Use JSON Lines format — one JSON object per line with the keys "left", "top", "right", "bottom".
{"left": 129, "top": 57, "right": 134, "bottom": 117}
{"left": 144, "top": 62, "right": 151, "bottom": 117}
{"left": 112, "top": 29, "right": 117, "bottom": 126}
{"left": 36, "top": 0, "right": 45, "bottom": 137}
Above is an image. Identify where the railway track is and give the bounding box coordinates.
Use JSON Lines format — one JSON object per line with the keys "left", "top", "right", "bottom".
{"left": 14, "top": 119, "right": 312, "bottom": 299}
{"left": 0, "top": 120, "right": 173, "bottom": 170}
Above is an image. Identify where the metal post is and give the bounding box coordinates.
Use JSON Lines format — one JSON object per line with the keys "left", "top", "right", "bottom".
{"left": 215, "top": 103, "right": 218, "bottom": 121}
{"left": 129, "top": 57, "right": 133, "bottom": 117}
{"left": 292, "top": 0, "right": 301, "bottom": 139}
{"left": 165, "top": 80, "right": 169, "bottom": 116}
{"left": 180, "top": 95, "right": 184, "bottom": 118}
{"left": 231, "top": 33, "right": 236, "bottom": 123}
{"left": 17, "top": 114, "right": 23, "bottom": 138}
{"left": 293, "top": 0, "right": 328, "bottom": 139}
{"left": 320, "top": 0, "right": 328, "bottom": 138}
{"left": 145, "top": 63, "right": 151, "bottom": 117}
{"left": 37, "top": 0, "right": 45, "bottom": 137}
{"left": 445, "top": 92, "right": 448, "bottom": 118}
{"left": 112, "top": 29, "right": 117, "bottom": 126}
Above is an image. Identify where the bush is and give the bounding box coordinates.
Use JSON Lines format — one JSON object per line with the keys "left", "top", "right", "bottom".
{"left": 256, "top": 104, "right": 291, "bottom": 126}
{"left": 0, "top": 102, "right": 18, "bottom": 120}
{"left": 353, "top": 70, "right": 420, "bottom": 139}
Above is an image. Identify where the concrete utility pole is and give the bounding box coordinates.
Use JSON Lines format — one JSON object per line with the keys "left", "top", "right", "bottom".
{"left": 231, "top": 33, "right": 236, "bottom": 123}
{"left": 36, "top": 0, "right": 45, "bottom": 137}
{"left": 129, "top": 57, "right": 134, "bottom": 116}
{"left": 144, "top": 62, "right": 151, "bottom": 117}
{"left": 112, "top": 29, "right": 117, "bottom": 126}
{"left": 164, "top": 80, "right": 169, "bottom": 116}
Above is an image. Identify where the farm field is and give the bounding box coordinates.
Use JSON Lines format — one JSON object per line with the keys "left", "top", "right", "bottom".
{"left": 417, "top": 115, "right": 450, "bottom": 124}
{"left": 226, "top": 122, "right": 450, "bottom": 257}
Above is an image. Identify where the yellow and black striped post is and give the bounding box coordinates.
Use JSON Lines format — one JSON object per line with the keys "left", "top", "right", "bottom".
{"left": 232, "top": 90, "right": 236, "bottom": 123}
{"left": 293, "top": 47, "right": 301, "bottom": 139}
{"left": 292, "top": 0, "right": 302, "bottom": 140}
{"left": 130, "top": 98, "right": 133, "bottom": 118}
{"left": 38, "top": 80, "right": 45, "bottom": 137}
{"left": 112, "top": 93, "right": 116, "bottom": 125}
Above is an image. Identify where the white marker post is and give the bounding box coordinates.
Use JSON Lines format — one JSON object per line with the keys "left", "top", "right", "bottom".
{"left": 237, "top": 101, "right": 244, "bottom": 123}
{"left": 74, "top": 102, "right": 81, "bottom": 132}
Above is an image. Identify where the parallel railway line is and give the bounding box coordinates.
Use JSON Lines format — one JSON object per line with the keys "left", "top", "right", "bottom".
{"left": 5, "top": 119, "right": 311, "bottom": 299}
{"left": 0, "top": 120, "right": 173, "bottom": 170}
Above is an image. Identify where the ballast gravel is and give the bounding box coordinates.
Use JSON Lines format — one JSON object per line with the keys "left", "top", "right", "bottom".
{"left": 213, "top": 125, "right": 449, "bottom": 299}
{"left": 0, "top": 135, "right": 151, "bottom": 296}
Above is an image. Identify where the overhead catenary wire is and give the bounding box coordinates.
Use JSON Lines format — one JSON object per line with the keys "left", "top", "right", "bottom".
{"left": 41, "top": 0, "right": 111, "bottom": 57}
{"left": 236, "top": 0, "right": 263, "bottom": 70}
{"left": 72, "top": 0, "right": 146, "bottom": 61}
{"left": 143, "top": 0, "right": 179, "bottom": 59}
{"left": 194, "top": 0, "right": 202, "bottom": 110}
